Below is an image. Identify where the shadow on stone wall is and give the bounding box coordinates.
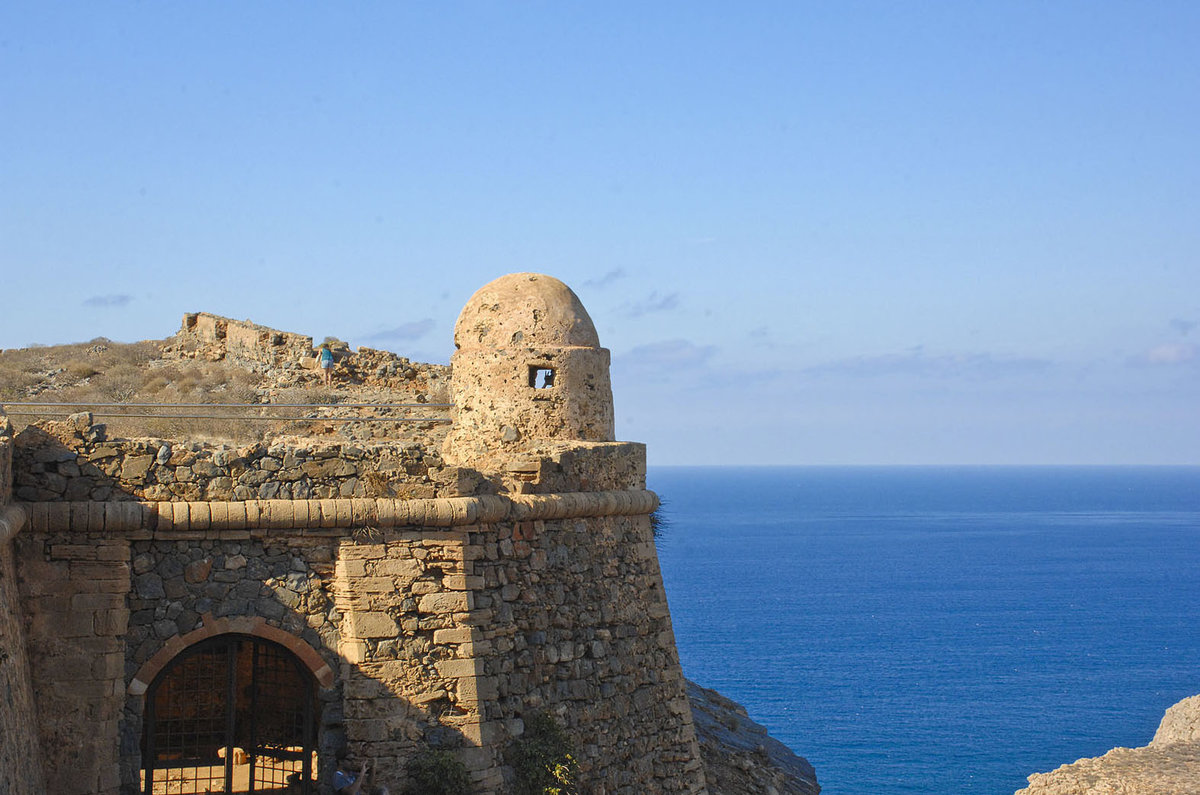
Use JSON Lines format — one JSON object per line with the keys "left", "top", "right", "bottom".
{"left": 119, "top": 535, "right": 481, "bottom": 795}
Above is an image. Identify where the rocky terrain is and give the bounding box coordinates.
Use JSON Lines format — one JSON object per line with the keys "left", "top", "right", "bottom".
{"left": 0, "top": 315, "right": 451, "bottom": 448}
{"left": 689, "top": 681, "right": 820, "bottom": 795}
{"left": 1015, "top": 694, "right": 1200, "bottom": 795}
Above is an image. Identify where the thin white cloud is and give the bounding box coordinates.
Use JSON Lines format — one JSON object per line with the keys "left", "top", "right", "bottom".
{"left": 621, "top": 291, "right": 680, "bottom": 318}
{"left": 806, "top": 348, "right": 1052, "bottom": 379}
{"left": 582, "top": 268, "right": 627, "bottom": 289}
{"left": 82, "top": 294, "right": 132, "bottom": 308}
{"left": 362, "top": 318, "right": 436, "bottom": 342}
{"left": 613, "top": 339, "right": 716, "bottom": 380}
{"left": 1168, "top": 318, "right": 1197, "bottom": 336}
{"left": 1131, "top": 343, "right": 1197, "bottom": 366}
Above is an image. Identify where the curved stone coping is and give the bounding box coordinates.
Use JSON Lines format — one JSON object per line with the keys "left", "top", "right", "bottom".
{"left": 19, "top": 489, "right": 659, "bottom": 534}
{"left": 129, "top": 614, "right": 335, "bottom": 696}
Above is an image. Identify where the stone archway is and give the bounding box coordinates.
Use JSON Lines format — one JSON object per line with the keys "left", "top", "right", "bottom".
{"left": 139, "top": 632, "right": 318, "bottom": 795}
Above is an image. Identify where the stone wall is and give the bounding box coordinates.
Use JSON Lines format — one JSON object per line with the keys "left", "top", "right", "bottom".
{"left": 1, "top": 416, "right": 10, "bottom": 505}
{"left": 0, "top": 417, "right": 47, "bottom": 795}
{"left": 13, "top": 415, "right": 468, "bottom": 503}
{"left": 120, "top": 535, "right": 346, "bottom": 792}
{"left": 180, "top": 312, "right": 315, "bottom": 367}
{"left": 333, "top": 528, "right": 494, "bottom": 789}
{"left": 10, "top": 476, "right": 689, "bottom": 794}
{"left": 16, "top": 532, "right": 129, "bottom": 794}
{"left": 468, "top": 513, "right": 706, "bottom": 793}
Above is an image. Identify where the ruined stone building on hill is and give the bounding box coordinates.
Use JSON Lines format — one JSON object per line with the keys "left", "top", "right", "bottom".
{"left": 0, "top": 274, "right": 730, "bottom": 794}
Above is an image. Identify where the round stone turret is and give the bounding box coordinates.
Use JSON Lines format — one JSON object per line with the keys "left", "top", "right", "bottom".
{"left": 443, "top": 273, "right": 615, "bottom": 468}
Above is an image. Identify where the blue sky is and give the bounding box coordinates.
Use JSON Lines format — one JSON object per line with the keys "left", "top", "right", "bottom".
{"left": 2, "top": 2, "right": 1197, "bottom": 465}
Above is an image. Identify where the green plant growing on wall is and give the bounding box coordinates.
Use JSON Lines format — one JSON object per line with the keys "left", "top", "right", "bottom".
{"left": 402, "top": 749, "right": 471, "bottom": 795}
{"left": 508, "top": 713, "right": 580, "bottom": 795}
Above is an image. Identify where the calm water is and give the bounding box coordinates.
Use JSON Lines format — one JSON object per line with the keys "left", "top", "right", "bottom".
{"left": 650, "top": 466, "right": 1200, "bottom": 795}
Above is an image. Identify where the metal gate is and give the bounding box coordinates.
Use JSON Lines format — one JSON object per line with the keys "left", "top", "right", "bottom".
{"left": 142, "top": 634, "right": 317, "bottom": 794}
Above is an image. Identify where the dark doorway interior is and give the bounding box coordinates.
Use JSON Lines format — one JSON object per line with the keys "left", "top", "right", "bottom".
{"left": 142, "top": 634, "right": 317, "bottom": 794}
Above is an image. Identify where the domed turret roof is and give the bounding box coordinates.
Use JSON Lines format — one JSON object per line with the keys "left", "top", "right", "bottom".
{"left": 453, "top": 273, "right": 601, "bottom": 350}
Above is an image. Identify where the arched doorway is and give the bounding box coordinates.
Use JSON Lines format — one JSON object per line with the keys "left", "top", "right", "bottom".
{"left": 141, "top": 634, "right": 317, "bottom": 794}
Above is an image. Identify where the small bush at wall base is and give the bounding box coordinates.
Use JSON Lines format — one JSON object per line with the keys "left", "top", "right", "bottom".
{"left": 508, "top": 713, "right": 580, "bottom": 795}
{"left": 402, "top": 749, "right": 471, "bottom": 795}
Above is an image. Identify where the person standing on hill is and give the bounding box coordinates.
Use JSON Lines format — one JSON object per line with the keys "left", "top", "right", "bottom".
{"left": 318, "top": 343, "right": 335, "bottom": 386}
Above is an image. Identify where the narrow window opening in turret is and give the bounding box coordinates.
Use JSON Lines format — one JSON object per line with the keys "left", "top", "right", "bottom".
{"left": 529, "top": 367, "right": 556, "bottom": 389}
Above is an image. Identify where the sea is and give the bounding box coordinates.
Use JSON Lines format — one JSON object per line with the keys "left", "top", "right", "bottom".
{"left": 649, "top": 466, "right": 1200, "bottom": 795}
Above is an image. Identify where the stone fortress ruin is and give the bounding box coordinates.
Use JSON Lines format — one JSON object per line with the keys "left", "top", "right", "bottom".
{"left": 0, "top": 274, "right": 725, "bottom": 795}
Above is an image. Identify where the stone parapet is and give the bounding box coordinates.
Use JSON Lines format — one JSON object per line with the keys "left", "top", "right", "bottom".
{"left": 14, "top": 417, "right": 456, "bottom": 502}
{"left": 21, "top": 489, "right": 659, "bottom": 535}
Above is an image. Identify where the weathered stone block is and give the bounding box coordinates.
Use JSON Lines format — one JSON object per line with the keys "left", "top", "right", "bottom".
{"left": 348, "top": 612, "right": 397, "bottom": 639}
{"left": 94, "top": 609, "right": 129, "bottom": 637}
{"left": 120, "top": 455, "right": 154, "bottom": 480}
{"left": 356, "top": 577, "right": 396, "bottom": 593}
{"left": 432, "top": 627, "right": 476, "bottom": 645}
{"left": 435, "top": 658, "right": 476, "bottom": 679}
{"left": 373, "top": 558, "right": 421, "bottom": 579}
{"left": 442, "top": 574, "right": 484, "bottom": 590}
{"left": 417, "top": 591, "right": 469, "bottom": 614}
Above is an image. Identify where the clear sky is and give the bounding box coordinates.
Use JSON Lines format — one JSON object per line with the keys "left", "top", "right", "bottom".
{"left": 3, "top": 2, "right": 1197, "bottom": 465}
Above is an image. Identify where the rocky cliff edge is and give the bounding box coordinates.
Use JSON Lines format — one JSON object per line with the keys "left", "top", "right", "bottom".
{"left": 689, "top": 680, "right": 820, "bottom": 795}
{"left": 1015, "top": 694, "right": 1200, "bottom": 795}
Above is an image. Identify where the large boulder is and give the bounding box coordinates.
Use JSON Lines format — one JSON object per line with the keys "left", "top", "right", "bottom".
{"left": 1015, "top": 694, "right": 1200, "bottom": 795}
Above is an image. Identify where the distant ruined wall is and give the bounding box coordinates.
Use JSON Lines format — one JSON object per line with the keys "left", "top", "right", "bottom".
{"left": 0, "top": 416, "right": 47, "bottom": 795}
{"left": 179, "top": 312, "right": 315, "bottom": 367}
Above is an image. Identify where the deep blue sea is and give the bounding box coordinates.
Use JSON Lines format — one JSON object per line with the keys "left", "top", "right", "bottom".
{"left": 649, "top": 467, "right": 1200, "bottom": 795}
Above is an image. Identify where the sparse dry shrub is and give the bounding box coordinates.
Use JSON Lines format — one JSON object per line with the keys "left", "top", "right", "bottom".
{"left": 141, "top": 375, "right": 171, "bottom": 394}
{"left": 108, "top": 340, "right": 159, "bottom": 366}
{"left": 227, "top": 383, "right": 260, "bottom": 406}
{"left": 0, "top": 364, "right": 40, "bottom": 400}
{"left": 229, "top": 368, "right": 265, "bottom": 390}
{"left": 65, "top": 359, "right": 100, "bottom": 380}
{"left": 97, "top": 363, "right": 143, "bottom": 402}
{"left": 274, "top": 386, "right": 341, "bottom": 406}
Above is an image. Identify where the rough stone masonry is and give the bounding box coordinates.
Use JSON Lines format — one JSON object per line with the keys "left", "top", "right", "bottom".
{"left": 0, "top": 273, "right": 709, "bottom": 795}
